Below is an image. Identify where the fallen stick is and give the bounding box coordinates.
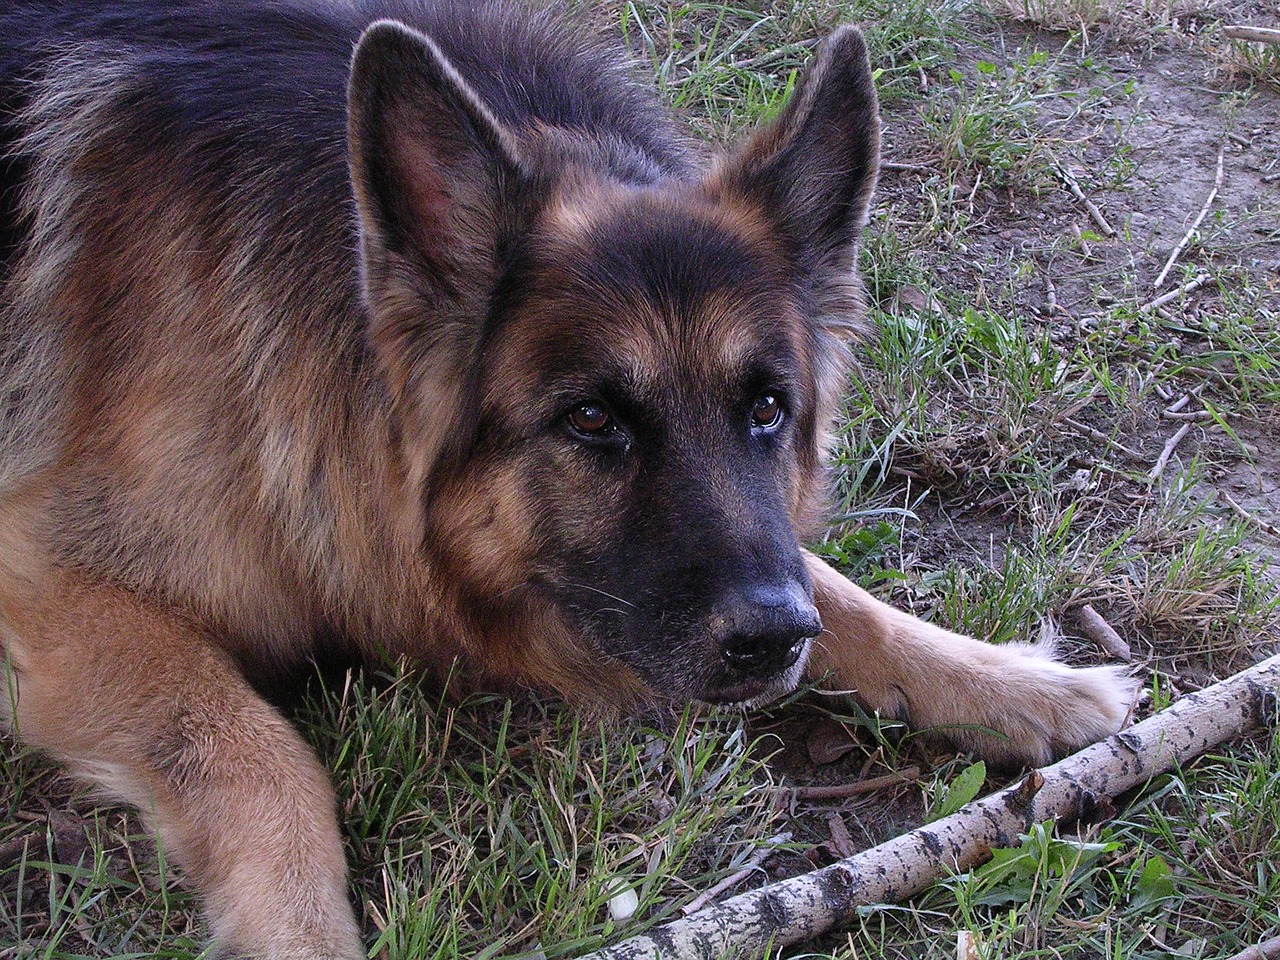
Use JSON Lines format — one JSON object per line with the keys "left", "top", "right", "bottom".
{"left": 881, "top": 160, "right": 937, "bottom": 174}
{"left": 680, "top": 833, "right": 793, "bottom": 916}
{"left": 1221, "top": 936, "right": 1280, "bottom": 960}
{"left": 1070, "top": 221, "right": 1093, "bottom": 259}
{"left": 1223, "top": 25, "right": 1280, "bottom": 45}
{"left": 1222, "top": 492, "right": 1280, "bottom": 541}
{"left": 1153, "top": 148, "right": 1225, "bottom": 290}
{"left": 789, "top": 768, "right": 921, "bottom": 801}
{"left": 574, "top": 654, "right": 1280, "bottom": 960}
{"left": 1149, "top": 422, "right": 1193, "bottom": 482}
{"left": 727, "top": 38, "right": 820, "bottom": 71}
{"left": 1056, "top": 167, "right": 1116, "bottom": 237}
{"left": 1140, "top": 273, "right": 1211, "bottom": 313}
{"left": 1075, "top": 604, "right": 1132, "bottom": 661}
{"left": 1061, "top": 416, "right": 1141, "bottom": 459}
{"left": 1044, "top": 274, "right": 1060, "bottom": 316}
{"left": 1161, "top": 384, "right": 1206, "bottom": 416}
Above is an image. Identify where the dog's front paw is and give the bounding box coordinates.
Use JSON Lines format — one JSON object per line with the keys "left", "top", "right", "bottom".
{"left": 918, "top": 639, "right": 1139, "bottom": 767}
{"left": 804, "top": 556, "right": 1140, "bottom": 768}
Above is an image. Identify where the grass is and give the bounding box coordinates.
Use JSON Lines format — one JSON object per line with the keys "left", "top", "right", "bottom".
{"left": 3, "top": 0, "right": 1280, "bottom": 958}
{"left": 993, "top": 0, "right": 1193, "bottom": 35}
{"left": 2, "top": 685, "right": 782, "bottom": 958}
{"left": 1211, "top": 35, "right": 1280, "bottom": 90}
{"left": 310, "top": 681, "right": 780, "bottom": 960}
{"left": 841, "top": 714, "right": 1280, "bottom": 959}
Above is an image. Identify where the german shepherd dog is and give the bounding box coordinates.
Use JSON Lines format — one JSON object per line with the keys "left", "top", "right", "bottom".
{"left": 0, "top": 1, "right": 1134, "bottom": 956}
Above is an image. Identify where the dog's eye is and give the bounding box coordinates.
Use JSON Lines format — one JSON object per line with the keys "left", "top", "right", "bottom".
{"left": 568, "top": 402, "right": 613, "bottom": 437}
{"left": 750, "top": 393, "right": 784, "bottom": 432}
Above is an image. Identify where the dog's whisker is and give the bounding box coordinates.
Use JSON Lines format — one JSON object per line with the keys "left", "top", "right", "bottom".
{"left": 561, "top": 581, "right": 637, "bottom": 608}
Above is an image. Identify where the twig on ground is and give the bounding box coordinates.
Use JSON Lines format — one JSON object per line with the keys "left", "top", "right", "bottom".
{"left": 1222, "top": 492, "right": 1280, "bottom": 541}
{"left": 881, "top": 160, "right": 937, "bottom": 174}
{"left": 965, "top": 171, "right": 982, "bottom": 213}
{"left": 575, "top": 656, "right": 1280, "bottom": 960}
{"left": 1141, "top": 273, "right": 1211, "bottom": 313}
{"left": 1044, "top": 274, "right": 1060, "bottom": 316}
{"left": 1219, "top": 936, "right": 1280, "bottom": 960}
{"left": 1162, "top": 409, "right": 1212, "bottom": 421}
{"left": 1153, "top": 147, "right": 1225, "bottom": 290}
{"left": 789, "top": 768, "right": 921, "bottom": 801}
{"left": 1222, "top": 25, "right": 1280, "bottom": 45}
{"left": 1075, "top": 604, "right": 1132, "bottom": 661}
{"left": 728, "top": 38, "right": 819, "bottom": 71}
{"left": 680, "top": 833, "right": 793, "bottom": 916}
{"left": 1070, "top": 221, "right": 1094, "bottom": 258}
{"left": 1056, "top": 166, "right": 1116, "bottom": 237}
{"left": 1149, "top": 423, "right": 1193, "bottom": 482}
{"left": 1162, "top": 384, "right": 1205, "bottom": 415}
{"left": 1063, "top": 416, "right": 1140, "bottom": 458}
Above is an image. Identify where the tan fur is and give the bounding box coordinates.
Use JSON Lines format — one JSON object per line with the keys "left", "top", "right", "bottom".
{"left": 803, "top": 553, "right": 1136, "bottom": 767}
{"left": 1, "top": 567, "right": 362, "bottom": 959}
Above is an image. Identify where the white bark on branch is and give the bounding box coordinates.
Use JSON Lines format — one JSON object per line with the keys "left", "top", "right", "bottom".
{"left": 1223, "top": 25, "right": 1280, "bottom": 45}
{"left": 1152, "top": 146, "right": 1224, "bottom": 290}
{"left": 578, "top": 654, "right": 1280, "bottom": 960}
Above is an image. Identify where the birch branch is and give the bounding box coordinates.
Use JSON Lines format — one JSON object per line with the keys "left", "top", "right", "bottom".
{"left": 1223, "top": 25, "right": 1280, "bottom": 45}
{"left": 576, "top": 654, "right": 1280, "bottom": 960}
{"left": 1149, "top": 422, "right": 1193, "bottom": 482}
{"left": 1055, "top": 166, "right": 1116, "bottom": 237}
{"left": 1153, "top": 147, "right": 1225, "bottom": 289}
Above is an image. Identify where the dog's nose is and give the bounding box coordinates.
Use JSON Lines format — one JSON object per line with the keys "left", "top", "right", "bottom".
{"left": 714, "top": 583, "right": 822, "bottom": 675}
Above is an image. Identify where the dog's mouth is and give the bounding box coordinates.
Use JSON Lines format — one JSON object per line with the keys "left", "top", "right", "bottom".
{"left": 697, "top": 637, "right": 812, "bottom": 708}
{"left": 573, "top": 601, "right": 815, "bottom": 708}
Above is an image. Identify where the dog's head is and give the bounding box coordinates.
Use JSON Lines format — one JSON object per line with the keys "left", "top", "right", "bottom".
{"left": 346, "top": 20, "right": 879, "bottom": 704}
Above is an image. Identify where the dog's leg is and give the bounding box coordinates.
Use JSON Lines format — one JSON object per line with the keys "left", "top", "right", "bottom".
{"left": 803, "top": 551, "right": 1136, "bottom": 766}
{"left": 2, "top": 576, "right": 362, "bottom": 960}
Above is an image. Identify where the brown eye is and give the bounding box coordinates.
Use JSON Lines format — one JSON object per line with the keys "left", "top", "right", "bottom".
{"left": 751, "top": 393, "right": 783, "bottom": 431}
{"left": 568, "top": 403, "right": 612, "bottom": 436}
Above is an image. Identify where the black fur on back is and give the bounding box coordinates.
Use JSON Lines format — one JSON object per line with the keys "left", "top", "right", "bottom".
{"left": 0, "top": 0, "right": 694, "bottom": 277}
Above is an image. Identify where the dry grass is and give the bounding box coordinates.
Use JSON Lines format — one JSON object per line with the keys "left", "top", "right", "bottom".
{"left": 990, "top": 0, "right": 1197, "bottom": 35}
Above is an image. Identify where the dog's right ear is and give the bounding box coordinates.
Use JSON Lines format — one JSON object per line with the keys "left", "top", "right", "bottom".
{"left": 347, "top": 20, "right": 526, "bottom": 485}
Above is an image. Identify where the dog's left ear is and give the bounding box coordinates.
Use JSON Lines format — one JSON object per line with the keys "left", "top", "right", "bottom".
{"left": 708, "top": 26, "right": 879, "bottom": 289}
